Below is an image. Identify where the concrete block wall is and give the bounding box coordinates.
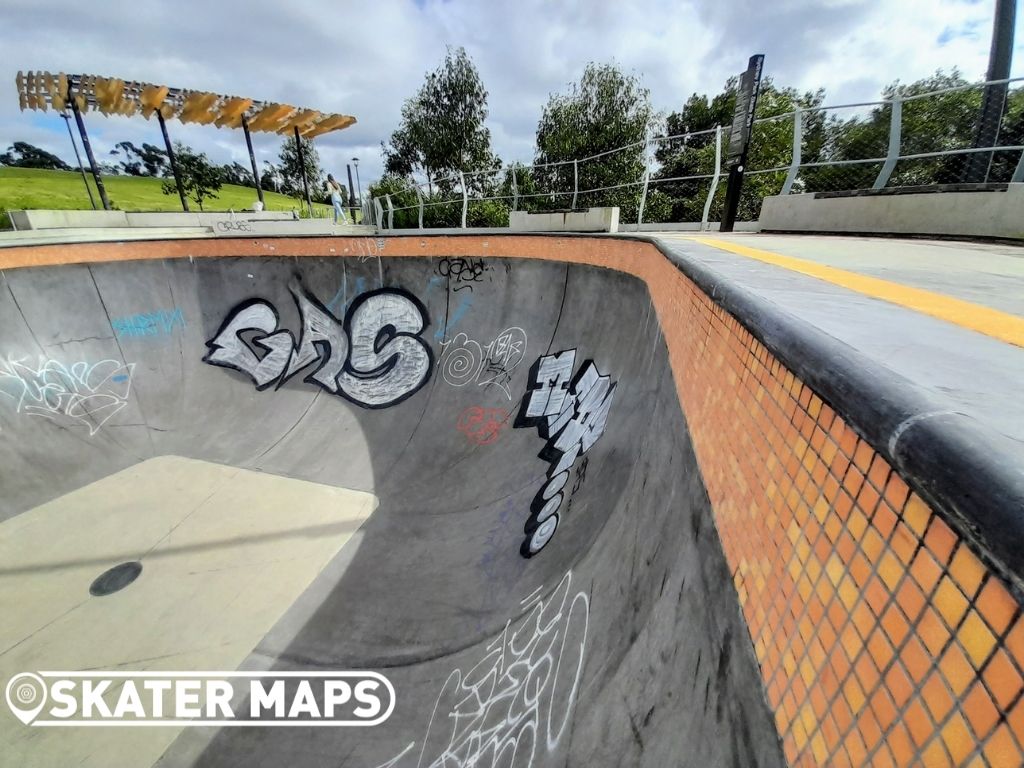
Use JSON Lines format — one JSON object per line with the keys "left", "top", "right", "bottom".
{"left": 760, "top": 185, "right": 1024, "bottom": 240}
{"left": 509, "top": 207, "right": 619, "bottom": 232}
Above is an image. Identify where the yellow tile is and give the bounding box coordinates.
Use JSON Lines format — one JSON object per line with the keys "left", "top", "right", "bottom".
{"left": 959, "top": 611, "right": 998, "bottom": 668}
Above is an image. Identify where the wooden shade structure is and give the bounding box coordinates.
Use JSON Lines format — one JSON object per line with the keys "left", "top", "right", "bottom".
{"left": 14, "top": 70, "right": 356, "bottom": 212}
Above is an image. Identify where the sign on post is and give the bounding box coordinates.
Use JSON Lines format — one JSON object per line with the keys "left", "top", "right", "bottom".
{"left": 721, "top": 54, "right": 765, "bottom": 232}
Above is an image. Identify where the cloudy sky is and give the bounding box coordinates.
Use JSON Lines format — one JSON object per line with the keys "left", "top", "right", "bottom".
{"left": 1, "top": 0, "right": 1021, "bottom": 192}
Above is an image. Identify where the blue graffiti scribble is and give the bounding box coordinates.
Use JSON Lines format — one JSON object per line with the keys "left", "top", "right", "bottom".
{"left": 425, "top": 275, "right": 445, "bottom": 296}
{"left": 434, "top": 294, "right": 473, "bottom": 341}
{"left": 325, "top": 283, "right": 347, "bottom": 314}
{"left": 326, "top": 276, "right": 367, "bottom": 316}
{"left": 111, "top": 308, "right": 184, "bottom": 339}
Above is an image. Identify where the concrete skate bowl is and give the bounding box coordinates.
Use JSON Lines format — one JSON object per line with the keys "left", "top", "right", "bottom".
{"left": 0, "top": 234, "right": 1022, "bottom": 768}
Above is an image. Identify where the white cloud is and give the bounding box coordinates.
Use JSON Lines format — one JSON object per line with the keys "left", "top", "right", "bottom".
{"left": 0, "top": 0, "right": 1020, "bottom": 196}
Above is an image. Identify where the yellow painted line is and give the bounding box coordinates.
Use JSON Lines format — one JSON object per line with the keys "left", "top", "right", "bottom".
{"left": 695, "top": 237, "right": 1024, "bottom": 349}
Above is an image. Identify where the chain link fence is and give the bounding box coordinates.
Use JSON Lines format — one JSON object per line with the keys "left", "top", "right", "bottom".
{"left": 368, "top": 76, "right": 1024, "bottom": 231}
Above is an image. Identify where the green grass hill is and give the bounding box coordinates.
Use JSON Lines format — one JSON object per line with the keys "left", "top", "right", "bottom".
{"left": 0, "top": 166, "right": 332, "bottom": 228}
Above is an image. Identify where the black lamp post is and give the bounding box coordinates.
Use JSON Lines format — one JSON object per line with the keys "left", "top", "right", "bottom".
{"left": 352, "top": 157, "right": 362, "bottom": 203}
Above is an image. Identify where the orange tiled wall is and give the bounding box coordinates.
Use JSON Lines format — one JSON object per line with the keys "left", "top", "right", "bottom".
{"left": 666, "top": 272, "right": 1024, "bottom": 766}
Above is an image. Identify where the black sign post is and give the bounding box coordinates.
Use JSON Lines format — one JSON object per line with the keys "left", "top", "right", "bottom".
{"left": 720, "top": 54, "right": 765, "bottom": 232}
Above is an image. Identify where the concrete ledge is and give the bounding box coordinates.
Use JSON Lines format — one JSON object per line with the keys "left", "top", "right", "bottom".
{"left": 233, "top": 220, "right": 371, "bottom": 237}
{"left": 759, "top": 184, "right": 1024, "bottom": 239}
{"left": 127, "top": 211, "right": 293, "bottom": 228}
{"left": 9, "top": 209, "right": 295, "bottom": 231}
{"left": 10, "top": 210, "right": 130, "bottom": 229}
{"left": 510, "top": 207, "right": 619, "bottom": 233}
{"left": 0, "top": 227, "right": 213, "bottom": 247}
{"left": 620, "top": 221, "right": 761, "bottom": 233}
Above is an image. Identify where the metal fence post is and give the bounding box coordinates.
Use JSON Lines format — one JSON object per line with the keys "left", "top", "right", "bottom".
{"left": 1012, "top": 151, "right": 1024, "bottom": 184}
{"left": 511, "top": 167, "right": 519, "bottom": 211}
{"left": 701, "top": 126, "right": 723, "bottom": 231}
{"left": 781, "top": 108, "right": 803, "bottom": 195}
{"left": 460, "top": 171, "right": 468, "bottom": 229}
{"left": 415, "top": 185, "right": 424, "bottom": 228}
{"left": 873, "top": 95, "right": 902, "bottom": 190}
{"left": 572, "top": 159, "right": 579, "bottom": 209}
{"left": 374, "top": 197, "right": 384, "bottom": 229}
{"left": 385, "top": 194, "right": 394, "bottom": 229}
{"left": 637, "top": 169, "right": 650, "bottom": 231}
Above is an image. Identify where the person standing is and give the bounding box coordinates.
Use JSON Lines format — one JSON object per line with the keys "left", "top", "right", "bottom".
{"left": 327, "top": 174, "right": 348, "bottom": 224}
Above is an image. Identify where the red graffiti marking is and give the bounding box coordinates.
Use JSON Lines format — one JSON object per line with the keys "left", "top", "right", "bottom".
{"left": 457, "top": 406, "right": 510, "bottom": 446}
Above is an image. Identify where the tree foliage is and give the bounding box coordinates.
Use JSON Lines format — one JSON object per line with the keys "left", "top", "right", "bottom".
{"left": 160, "top": 142, "right": 221, "bottom": 210}
{"left": 651, "top": 68, "right": 1022, "bottom": 222}
{"left": 533, "top": 63, "right": 655, "bottom": 220}
{"left": 655, "top": 76, "right": 826, "bottom": 222}
{"left": 0, "top": 141, "right": 70, "bottom": 171}
{"left": 220, "top": 161, "right": 254, "bottom": 188}
{"left": 800, "top": 69, "right": 1005, "bottom": 192}
{"left": 109, "top": 141, "right": 167, "bottom": 177}
{"left": 278, "top": 135, "right": 322, "bottom": 200}
{"left": 382, "top": 47, "right": 500, "bottom": 195}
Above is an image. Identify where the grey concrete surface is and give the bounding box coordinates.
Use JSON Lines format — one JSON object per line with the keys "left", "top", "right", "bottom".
{"left": 0, "top": 249, "right": 784, "bottom": 767}
{"left": 673, "top": 232, "right": 1024, "bottom": 317}
{"left": 655, "top": 235, "right": 1024, "bottom": 452}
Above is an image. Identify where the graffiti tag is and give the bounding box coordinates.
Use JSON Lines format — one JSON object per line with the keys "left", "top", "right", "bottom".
{"left": 439, "top": 327, "right": 527, "bottom": 400}
{"left": 514, "top": 350, "right": 616, "bottom": 557}
{"left": 204, "top": 282, "right": 432, "bottom": 409}
{"left": 437, "top": 257, "right": 492, "bottom": 292}
{"left": 111, "top": 308, "right": 185, "bottom": 339}
{"left": 215, "top": 219, "right": 252, "bottom": 233}
{"left": 372, "top": 570, "right": 589, "bottom": 768}
{"left": 456, "top": 406, "right": 510, "bottom": 446}
{"left": 0, "top": 357, "right": 134, "bottom": 435}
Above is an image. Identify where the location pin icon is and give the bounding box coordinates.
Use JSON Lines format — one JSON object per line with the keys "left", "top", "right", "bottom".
{"left": 5, "top": 673, "right": 48, "bottom": 725}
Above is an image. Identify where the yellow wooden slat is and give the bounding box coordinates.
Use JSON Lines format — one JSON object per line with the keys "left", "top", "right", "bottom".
{"left": 12, "top": 70, "right": 357, "bottom": 136}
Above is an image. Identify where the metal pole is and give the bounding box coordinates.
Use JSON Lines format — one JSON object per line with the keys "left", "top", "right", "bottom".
{"left": 780, "top": 108, "right": 803, "bottom": 195}
{"left": 346, "top": 163, "right": 357, "bottom": 222}
{"left": 69, "top": 93, "right": 111, "bottom": 211}
{"left": 964, "top": 0, "right": 1016, "bottom": 183}
{"left": 374, "top": 197, "right": 384, "bottom": 229}
{"left": 460, "top": 171, "right": 468, "bottom": 228}
{"left": 873, "top": 96, "right": 902, "bottom": 190}
{"left": 415, "top": 184, "right": 424, "bottom": 228}
{"left": 701, "top": 126, "right": 723, "bottom": 231}
{"left": 385, "top": 194, "right": 394, "bottom": 229}
{"left": 511, "top": 167, "right": 518, "bottom": 212}
{"left": 241, "top": 115, "right": 264, "bottom": 206}
{"left": 294, "top": 127, "right": 313, "bottom": 217}
{"left": 572, "top": 159, "right": 578, "bottom": 209}
{"left": 353, "top": 159, "right": 363, "bottom": 204}
{"left": 1013, "top": 149, "right": 1024, "bottom": 183}
{"left": 157, "top": 110, "right": 189, "bottom": 212}
{"left": 636, "top": 169, "right": 650, "bottom": 231}
{"left": 61, "top": 112, "right": 96, "bottom": 210}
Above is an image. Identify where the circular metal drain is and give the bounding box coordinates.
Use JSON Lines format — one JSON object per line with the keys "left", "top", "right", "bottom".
{"left": 89, "top": 561, "right": 143, "bottom": 597}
